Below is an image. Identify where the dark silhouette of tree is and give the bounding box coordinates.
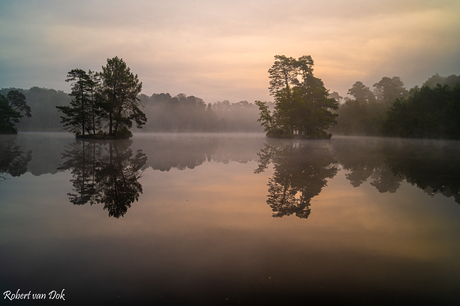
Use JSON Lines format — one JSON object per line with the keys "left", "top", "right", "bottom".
{"left": 100, "top": 57, "right": 146, "bottom": 138}
{"left": 56, "top": 57, "right": 145, "bottom": 139}
{"left": 59, "top": 139, "right": 147, "bottom": 218}
{"left": 86, "top": 70, "right": 103, "bottom": 135}
{"left": 0, "top": 90, "right": 31, "bottom": 134}
{"left": 383, "top": 84, "right": 460, "bottom": 139}
{"left": 0, "top": 87, "right": 70, "bottom": 131}
{"left": 255, "top": 140, "right": 337, "bottom": 218}
{"left": 57, "top": 69, "right": 99, "bottom": 136}
{"left": 256, "top": 55, "right": 338, "bottom": 139}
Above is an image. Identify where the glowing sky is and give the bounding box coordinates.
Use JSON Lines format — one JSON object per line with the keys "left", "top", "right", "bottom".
{"left": 1, "top": 0, "right": 459, "bottom": 103}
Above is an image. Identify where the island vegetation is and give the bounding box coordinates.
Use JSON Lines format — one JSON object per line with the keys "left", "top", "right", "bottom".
{"left": 255, "top": 55, "right": 339, "bottom": 139}
{"left": 0, "top": 90, "right": 31, "bottom": 134}
{"left": 56, "top": 56, "right": 146, "bottom": 139}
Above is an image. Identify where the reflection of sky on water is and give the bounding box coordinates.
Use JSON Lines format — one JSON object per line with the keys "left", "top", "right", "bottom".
{"left": 1, "top": 133, "right": 460, "bottom": 305}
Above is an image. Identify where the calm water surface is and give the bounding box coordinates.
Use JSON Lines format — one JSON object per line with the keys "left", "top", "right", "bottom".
{"left": 1, "top": 133, "right": 460, "bottom": 305}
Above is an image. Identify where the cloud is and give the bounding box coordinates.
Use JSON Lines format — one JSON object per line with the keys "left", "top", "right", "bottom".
{"left": 1, "top": 0, "right": 459, "bottom": 102}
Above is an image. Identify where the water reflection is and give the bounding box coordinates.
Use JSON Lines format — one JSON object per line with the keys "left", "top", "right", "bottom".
{"left": 58, "top": 140, "right": 147, "bottom": 218}
{"left": 0, "top": 136, "right": 32, "bottom": 183}
{"left": 332, "top": 137, "right": 460, "bottom": 204}
{"left": 332, "top": 138, "right": 402, "bottom": 192}
{"left": 255, "top": 137, "right": 460, "bottom": 219}
{"left": 131, "top": 134, "right": 263, "bottom": 171}
{"left": 4, "top": 133, "right": 460, "bottom": 218}
{"left": 382, "top": 140, "right": 460, "bottom": 204}
{"left": 255, "top": 139, "right": 338, "bottom": 218}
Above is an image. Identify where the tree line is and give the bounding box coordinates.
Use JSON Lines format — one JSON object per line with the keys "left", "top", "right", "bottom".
{"left": 2, "top": 54, "right": 459, "bottom": 139}
{"left": 0, "top": 87, "right": 71, "bottom": 132}
{"left": 0, "top": 87, "right": 265, "bottom": 133}
{"left": 0, "top": 90, "right": 31, "bottom": 134}
{"left": 332, "top": 74, "right": 460, "bottom": 139}
{"left": 138, "top": 93, "right": 263, "bottom": 132}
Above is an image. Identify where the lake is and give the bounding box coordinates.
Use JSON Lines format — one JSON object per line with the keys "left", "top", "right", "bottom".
{"left": 1, "top": 132, "right": 460, "bottom": 305}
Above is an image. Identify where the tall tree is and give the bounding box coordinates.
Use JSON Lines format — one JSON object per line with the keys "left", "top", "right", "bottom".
{"left": 100, "top": 57, "right": 146, "bottom": 137}
{"left": 56, "top": 69, "right": 94, "bottom": 136}
{"left": 86, "top": 70, "right": 103, "bottom": 135}
{"left": 257, "top": 55, "right": 338, "bottom": 138}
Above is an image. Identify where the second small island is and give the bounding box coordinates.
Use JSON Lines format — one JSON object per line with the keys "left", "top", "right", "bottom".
{"left": 56, "top": 56, "right": 146, "bottom": 139}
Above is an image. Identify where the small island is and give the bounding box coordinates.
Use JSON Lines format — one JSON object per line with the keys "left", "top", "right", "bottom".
{"left": 56, "top": 56, "right": 146, "bottom": 139}
{"left": 255, "top": 55, "right": 339, "bottom": 139}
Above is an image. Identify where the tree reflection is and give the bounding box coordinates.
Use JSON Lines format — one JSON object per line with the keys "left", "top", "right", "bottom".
{"left": 332, "top": 138, "right": 403, "bottom": 193}
{"left": 383, "top": 141, "right": 460, "bottom": 204}
{"left": 255, "top": 140, "right": 338, "bottom": 218}
{"left": 59, "top": 140, "right": 147, "bottom": 218}
{"left": 0, "top": 137, "right": 32, "bottom": 183}
{"left": 333, "top": 137, "right": 460, "bottom": 204}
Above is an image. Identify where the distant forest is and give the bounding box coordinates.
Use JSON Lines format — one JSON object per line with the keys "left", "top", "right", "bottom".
{"left": 0, "top": 87, "right": 266, "bottom": 133}
{"left": 332, "top": 73, "right": 460, "bottom": 139}
{"left": 2, "top": 72, "right": 459, "bottom": 138}
{"left": 138, "top": 93, "right": 265, "bottom": 132}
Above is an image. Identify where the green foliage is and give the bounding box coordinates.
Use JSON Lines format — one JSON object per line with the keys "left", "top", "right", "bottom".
{"left": 57, "top": 57, "right": 146, "bottom": 139}
{"left": 333, "top": 77, "right": 409, "bottom": 136}
{"left": 382, "top": 84, "right": 460, "bottom": 139}
{"left": 255, "top": 100, "right": 274, "bottom": 132}
{"left": 373, "top": 76, "right": 408, "bottom": 107}
{"left": 100, "top": 56, "right": 145, "bottom": 136}
{"left": 115, "top": 126, "right": 133, "bottom": 139}
{"left": 57, "top": 69, "right": 95, "bottom": 136}
{"left": 257, "top": 55, "right": 339, "bottom": 139}
{"left": 0, "top": 90, "right": 31, "bottom": 134}
{"left": 1, "top": 87, "right": 70, "bottom": 131}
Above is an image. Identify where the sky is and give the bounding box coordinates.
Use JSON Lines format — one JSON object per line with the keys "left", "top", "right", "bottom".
{"left": 1, "top": 0, "right": 459, "bottom": 103}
